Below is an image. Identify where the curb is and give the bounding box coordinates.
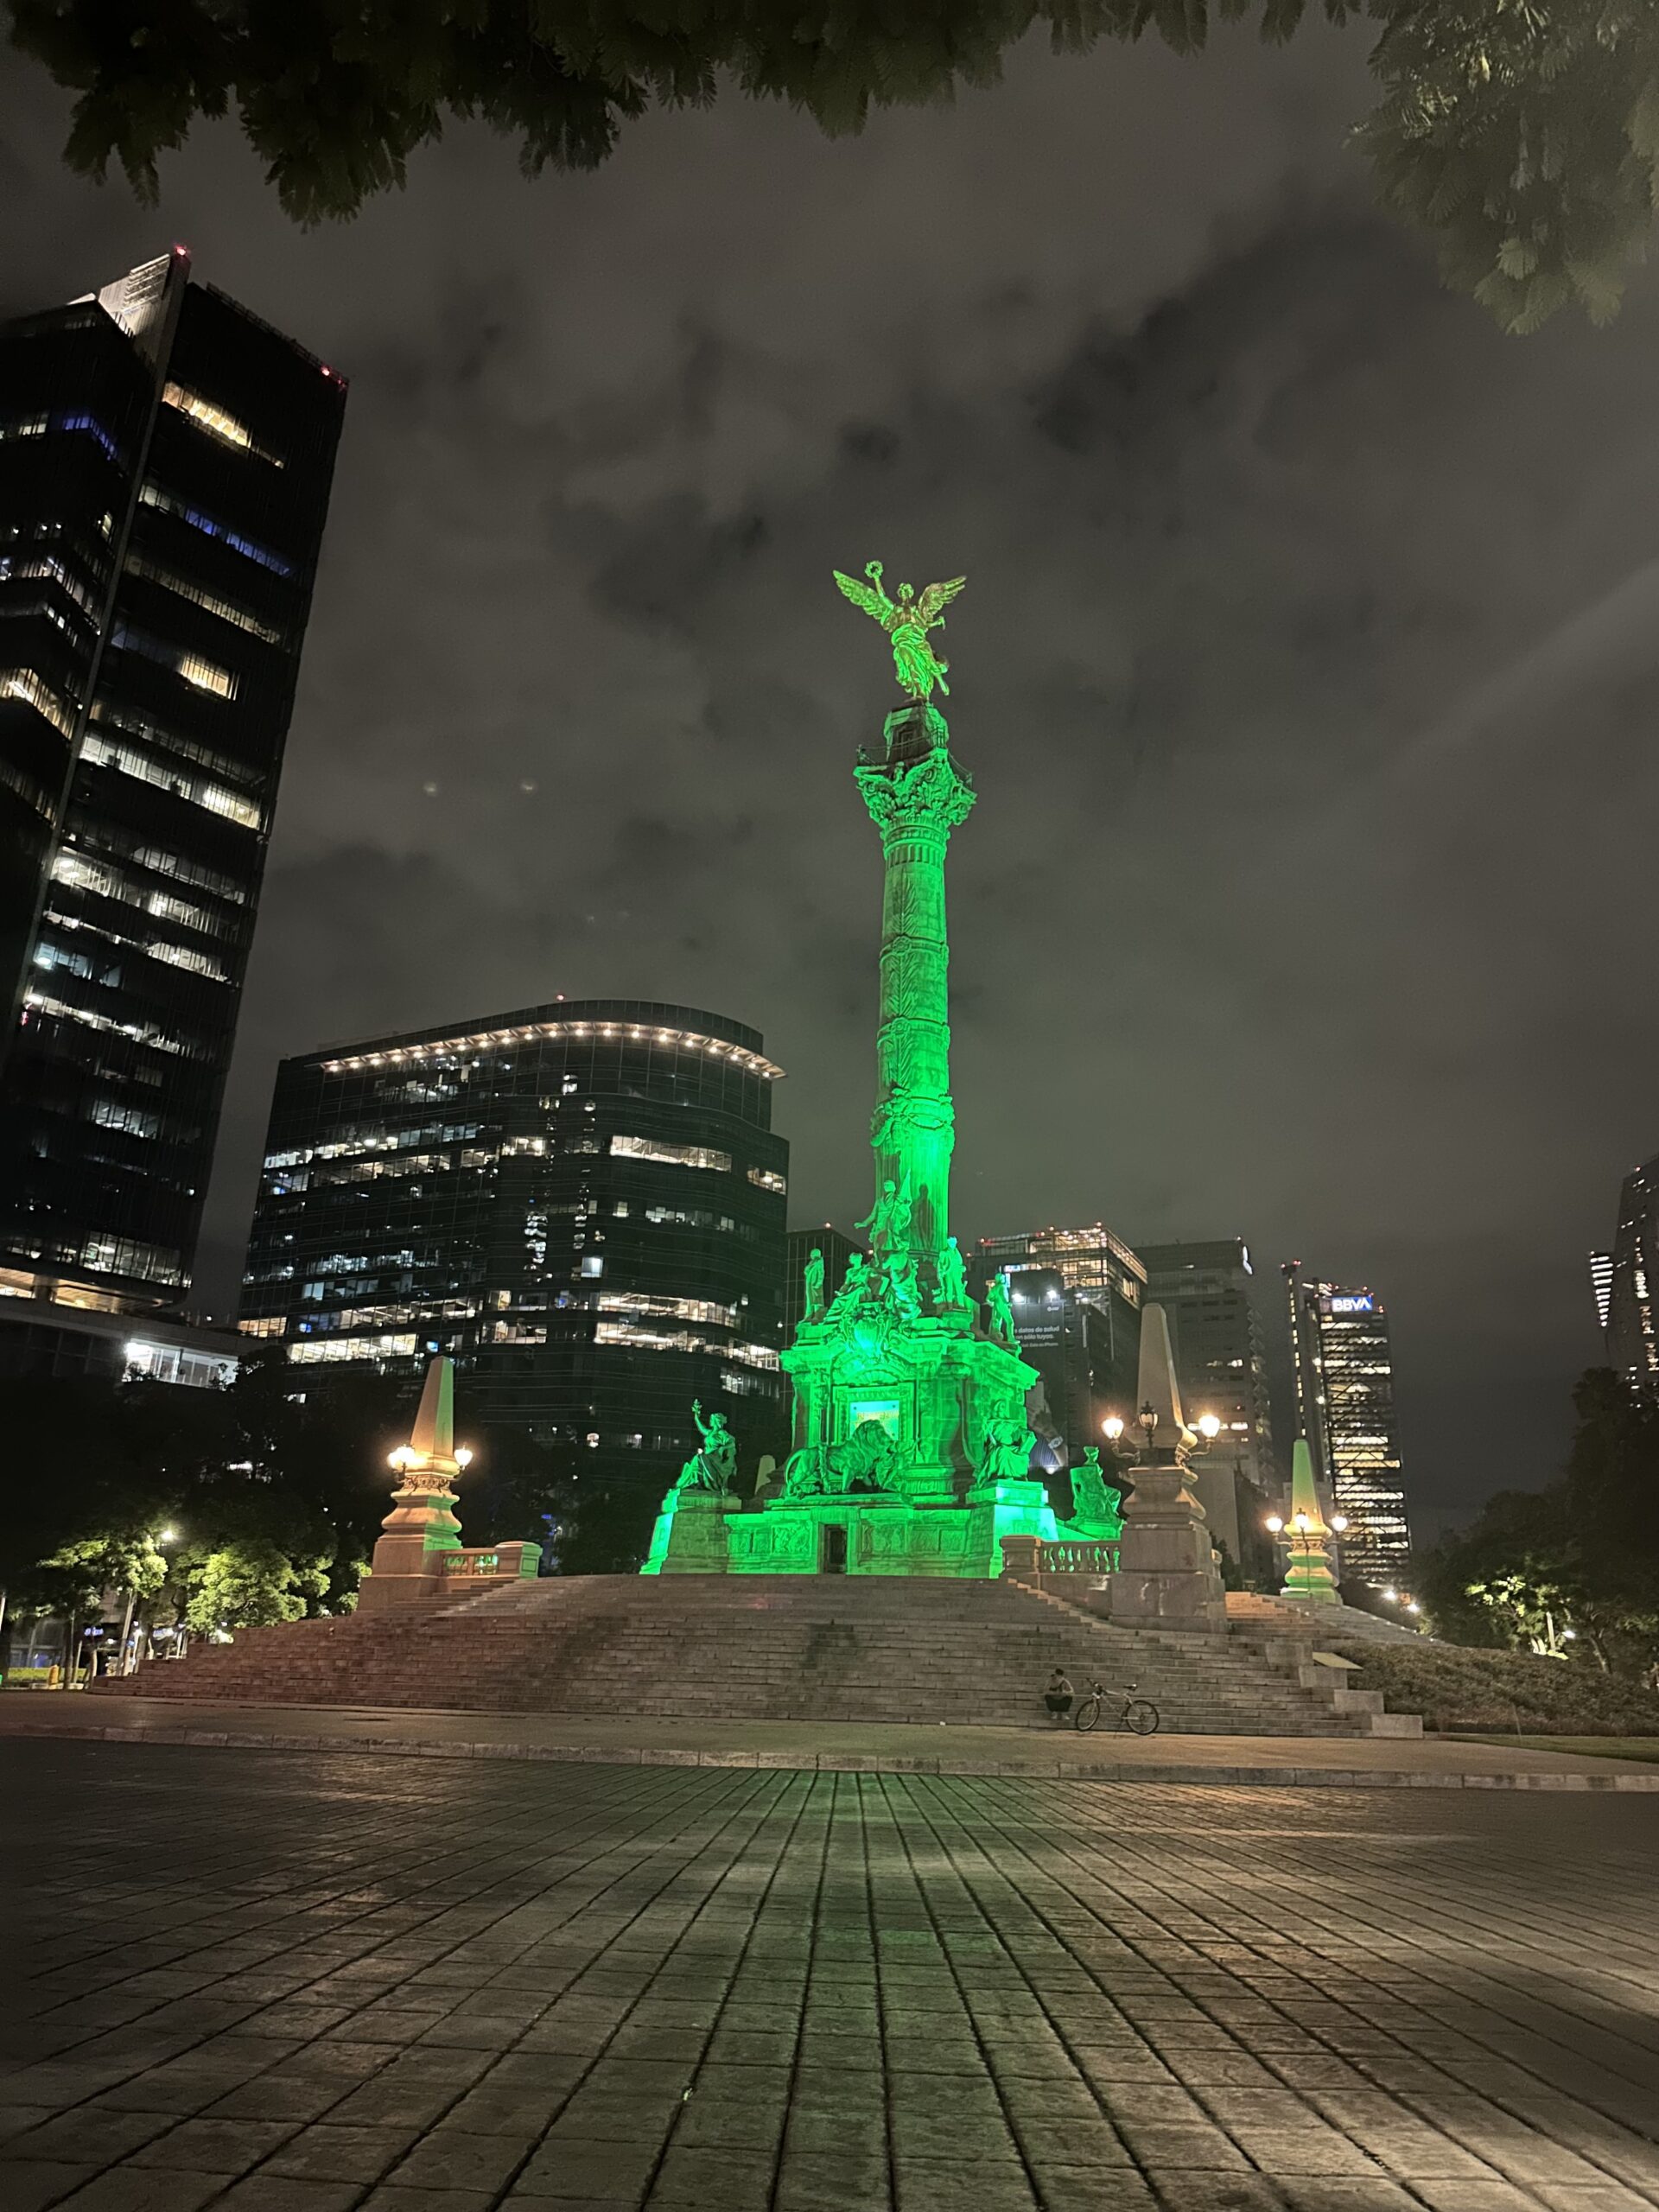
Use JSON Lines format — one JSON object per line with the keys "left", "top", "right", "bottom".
{"left": 6, "top": 1716, "right": 1658, "bottom": 1789}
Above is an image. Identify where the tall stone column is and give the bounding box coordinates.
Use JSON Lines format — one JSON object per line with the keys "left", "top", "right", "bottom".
{"left": 855, "top": 702, "right": 976, "bottom": 1267}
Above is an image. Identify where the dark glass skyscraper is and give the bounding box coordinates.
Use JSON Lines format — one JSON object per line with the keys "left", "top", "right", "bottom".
{"left": 240, "top": 999, "right": 790, "bottom": 1553}
{"left": 782, "top": 1224, "right": 864, "bottom": 1343}
{"left": 1135, "top": 1239, "right": 1275, "bottom": 1487}
{"left": 970, "top": 1223, "right": 1144, "bottom": 1465}
{"left": 1137, "top": 1237, "right": 1277, "bottom": 1581}
{"left": 0, "top": 250, "right": 346, "bottom": 1315}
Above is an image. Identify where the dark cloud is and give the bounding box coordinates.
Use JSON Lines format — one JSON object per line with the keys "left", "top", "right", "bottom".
{"left": 3, "top": 20, "right": 1653, "bottom": 1535}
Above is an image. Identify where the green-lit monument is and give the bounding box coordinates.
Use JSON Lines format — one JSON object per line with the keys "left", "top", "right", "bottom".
{"left": 644, "top": 566, "right": 1121, "bottom": 1577}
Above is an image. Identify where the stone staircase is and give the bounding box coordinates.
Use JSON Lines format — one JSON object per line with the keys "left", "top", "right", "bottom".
{"left": 1226, "top": 1591, "right": 1431, "bottom": 1644}
{"left": 94, "top": 1576, "right": 1419, "bottom": 1736}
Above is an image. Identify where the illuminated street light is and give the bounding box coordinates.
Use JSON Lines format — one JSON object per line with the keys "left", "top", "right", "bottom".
{"left": 1330, "top": 1514, "right": 1349, "bottom": 1533}
{"left": 1265, "top": 1514, "right": 1284, "bottom": 1535}
{"left": 1102, "top": 1415, "right": 1124, "bottom": 1442}
{"left": 1196, "top": 1413, "right": 1222, "bottom": 1440}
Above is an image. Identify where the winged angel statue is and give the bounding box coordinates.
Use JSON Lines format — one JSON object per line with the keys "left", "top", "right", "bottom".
{"left": 833, "top": 561, "right": 967, "bottom": 701}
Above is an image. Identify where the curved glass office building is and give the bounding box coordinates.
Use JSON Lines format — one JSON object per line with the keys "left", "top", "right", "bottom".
{"left": 240, "top": 998, "right": 789, "bottom": 1550}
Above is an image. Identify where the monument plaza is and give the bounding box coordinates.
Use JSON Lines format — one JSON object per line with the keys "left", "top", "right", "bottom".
{"left": 5, "top": 1740, "right": 1657, "bottom": 2212}
{"left": 28, "top": 570, "right": 1655, "bottom": 2212}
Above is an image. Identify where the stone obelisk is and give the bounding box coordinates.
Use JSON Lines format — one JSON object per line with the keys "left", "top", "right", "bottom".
{"left": 1281, "top": 1437, "right": 1339, "bottom": 1603}
{"left": 1107, "top": 1304, "right": 1228, "bottom": 1630}
{"left": 358, "top": 1357, "right": 467, "bottom": 1612}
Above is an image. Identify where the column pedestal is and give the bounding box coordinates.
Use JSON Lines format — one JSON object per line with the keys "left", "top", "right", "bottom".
{"left": 1105, "top": 1461, "right": 1228, "bottom": 1631}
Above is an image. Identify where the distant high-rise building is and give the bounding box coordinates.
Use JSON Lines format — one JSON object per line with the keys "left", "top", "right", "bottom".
{"left": 0, "top": 248, "right": 346, "bottom": 1324}
{"left": 1283, "top": 1260, "right": 1411, "bottom": 1580}
{"left": 1605, "top": 1155, "right": 1659, "bottom": 1385}
{"left": 783, "top": 1225, "right": 863, "bottom": 1343}
{"left": 1589, "top": 1249, "right": 1613, "bottom": 1336}
{"left": 1135, "top": 1239, "right": 1274, "bottom": 1483}
{"left": 972, "top": 1224, "right": 1143, "bottom": 1465}
{"left": 240, "top": 1000, "right": 789, "bottom": 1557}
{"left": 1137, "top": 1237, "right": 1276, "bottom": 1580}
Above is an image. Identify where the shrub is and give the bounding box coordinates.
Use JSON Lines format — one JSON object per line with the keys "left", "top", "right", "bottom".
{"left": 1337, "top": 1639, "right": 1659, "bottom": 1735}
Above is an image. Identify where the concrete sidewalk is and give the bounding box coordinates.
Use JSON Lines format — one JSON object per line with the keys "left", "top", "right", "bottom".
{"left": 5, "top": 1691, "right": 1658, "bottom": 1786}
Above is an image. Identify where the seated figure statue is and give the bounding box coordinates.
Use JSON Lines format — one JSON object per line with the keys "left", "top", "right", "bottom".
{"left": 1065, "top": 1445, "right": 1125, "bottom": 1538}
{"left": 677, "top": 1399, "right": 738, "bottom": 1493}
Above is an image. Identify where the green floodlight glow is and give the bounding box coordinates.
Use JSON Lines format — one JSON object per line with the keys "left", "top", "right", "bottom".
{"left": 639, "top": 566, "right": 1120, "bottom": 1577}
{"left": 832, "top": 563, "right": 965, "bottom": 702}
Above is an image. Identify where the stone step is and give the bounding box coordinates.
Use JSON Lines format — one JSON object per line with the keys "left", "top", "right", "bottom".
{"left": 94, "top": 1573, "right": 1417, "bottom": 1737}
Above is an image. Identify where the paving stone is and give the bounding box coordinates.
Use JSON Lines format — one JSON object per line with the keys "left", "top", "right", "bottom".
{"left": 0, "top": 2107, "right": 175, "bottom": 2163}
{"left": 514, "top": 2136, "right": 661, "bottom": 2197}
{"left": 357, "top": 2190, "right": 501, "bottom": 2211}
{"left": 1274, "top": 2189, "right": 1434, "bottom": 2212}
{"left": 0, "top": 2162, "right": 99, "bottom": 2211}
{"left": 1027, "top": 2170, "right": 1159, "bottom": 2212}
{"left": 386, "top": 2127, "right": 544, "bottom": 2191}
{"left": 10, "top": 1747, "right": 1659, "bottom": 2212}
{"left": 264, "top": 2122, "right": 425, "bottom": 2183}
{"left": 49, "top": 2173, "right": 223, "bottom": 2211}
{"left": 894, "top": 2162, "right": 1039, "bottom": 2212}
{"left": 209, "top": 2180, "right": 370, "bottom": 2212}
{"left": 0, "top": 2107, "right": 54, "bottom": 2145}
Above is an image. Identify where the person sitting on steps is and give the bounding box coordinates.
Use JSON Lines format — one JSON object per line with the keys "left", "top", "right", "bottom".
{"left": 1045, "top": 1669, "right": 1074, "bottom": 1726}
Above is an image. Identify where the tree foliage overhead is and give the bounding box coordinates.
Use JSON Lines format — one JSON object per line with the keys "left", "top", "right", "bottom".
{"left": 8, "top": 0, "right": 1656, "bottom": 330}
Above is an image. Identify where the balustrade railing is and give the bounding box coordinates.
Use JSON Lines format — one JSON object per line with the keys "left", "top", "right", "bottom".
{"left": 1039, "top": 1539, "right": 1120, "bottom": 1575}
{"left": 1000, "top": 1534, "right": 1120, "bottom": 1580}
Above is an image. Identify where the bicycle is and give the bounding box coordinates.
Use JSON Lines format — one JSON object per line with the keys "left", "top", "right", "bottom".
{"left": 1074, "top": 1678, "right": 1160, "bottom": 1735}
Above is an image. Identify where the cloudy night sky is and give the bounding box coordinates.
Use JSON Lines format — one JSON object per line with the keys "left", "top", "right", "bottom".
{"left": 4, "top": 20, "right": 1656, "bottom": 1536}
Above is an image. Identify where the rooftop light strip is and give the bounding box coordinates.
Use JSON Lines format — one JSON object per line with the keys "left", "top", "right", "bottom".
{"left": 317, "top": 1020, "right": 785, "bottom": 1081}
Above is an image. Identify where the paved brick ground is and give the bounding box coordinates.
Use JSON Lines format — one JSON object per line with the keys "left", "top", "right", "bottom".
{"left": 15, "top": 1696, "right": 1659, "bottom": 1787}
{"left": 3, "top": 1742, "right": 1656, "bottom": 2212}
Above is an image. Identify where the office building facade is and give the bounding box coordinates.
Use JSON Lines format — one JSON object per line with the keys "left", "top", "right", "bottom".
{"left": 0, "top": 249, "right": 346, "bottom": 1321}
{"left": 1283, "top": 1260, "right": 1411, "bottom": 1580}
{"left": 972, "top": 1224, "right": 1144, "bottom": 1470}
{"left": 783, "top": 1225, "right": 864, "bottom": 1344}
{"left": 1136, "top": 1238, "right": 1275, "bottom": 1484}
{"left": 241, "top": 999, "right": 790, "bottom": 1542}
{"left": 1605, "top": 1154, "right": 1659, "bottom": 1385}
{"left": 1137, "top": 1237, "right": 1276, "bottom": 1580}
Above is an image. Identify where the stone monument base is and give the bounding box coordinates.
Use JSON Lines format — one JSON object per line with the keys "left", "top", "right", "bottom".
{"left": 644, "top": 1478, "right": 1060, "bottom": 1580}
{"left": 1104, "top": 1466, "right": 1228, "bottom": 1633}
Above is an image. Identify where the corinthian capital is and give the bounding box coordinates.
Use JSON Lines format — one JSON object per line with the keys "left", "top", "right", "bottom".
{"left": 856, "top": 748, "right": 977, "bottom": 841}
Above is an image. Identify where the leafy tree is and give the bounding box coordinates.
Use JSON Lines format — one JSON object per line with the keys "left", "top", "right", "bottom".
{"left": 34, "top": 1530, "right": 169, "bottom": 1616}
{"left": 181, "top": 1535, "right": 329, "bottom": 1632}
{"left": 9, "top": 0, "right": 1656, "bottom": 329}
{"left": 1419, "top": 1368, "right": 1659, "bottom": 1676}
